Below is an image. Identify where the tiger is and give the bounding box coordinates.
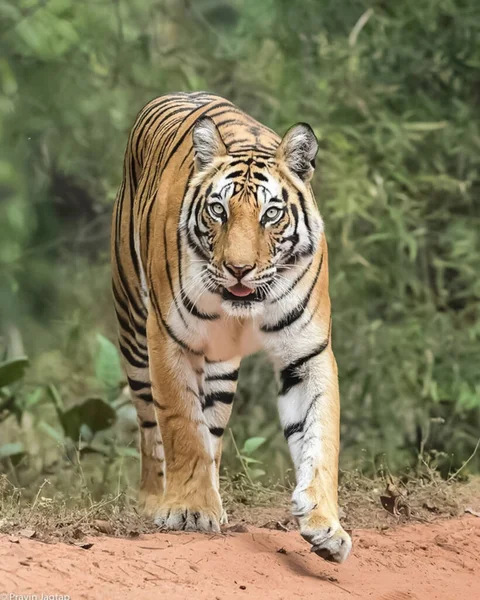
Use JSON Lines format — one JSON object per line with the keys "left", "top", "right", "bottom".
{"left": 111, "top": 91, "right": 352, "bottom": 563}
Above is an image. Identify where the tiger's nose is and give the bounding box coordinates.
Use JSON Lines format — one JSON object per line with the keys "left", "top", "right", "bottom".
{"left": 224, "top": 262, "right": 255, "bottom": 280}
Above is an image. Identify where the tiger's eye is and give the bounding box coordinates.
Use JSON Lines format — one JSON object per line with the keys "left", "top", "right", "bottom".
{"left": 266, "top": 207, "right": 281, "bottom": 220}
{"left": 209, "top": 202, "right": 225, "bottom": 217}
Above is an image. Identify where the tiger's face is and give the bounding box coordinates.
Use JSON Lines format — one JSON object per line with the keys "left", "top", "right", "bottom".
{"left": 184, "top": 118, "right": 323, "bottom": 318}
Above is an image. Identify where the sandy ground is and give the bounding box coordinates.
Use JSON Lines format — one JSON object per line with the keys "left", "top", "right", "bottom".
{"left": 0, "top": 515, "right": 478, "bottom": 600}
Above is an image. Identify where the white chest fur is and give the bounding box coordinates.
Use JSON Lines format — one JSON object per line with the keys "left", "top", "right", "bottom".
{"left": 202, "top": 315, "right": 263, "bottom": 362}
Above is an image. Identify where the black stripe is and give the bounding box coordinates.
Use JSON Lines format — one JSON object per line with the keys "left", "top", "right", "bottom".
{"left": 149, "top": 284, "right": 203, "bottom": 356}
{"left": 229, "top": 158, "right": 251, "bottom": 167}
{"left": 137, "top": 391, "right": 153, "bottom": 403}
{"left": 164, "top": 227, "right": 188, "bottom": 328}
{"left": 179, "top": 181, "right": 219, "bottom": 319}
{"left": 127, "top": 376, "right": 149, "bottom": 392}
{"left": 297, "top": 192, "right": 310, "bottom": 233}
{"left": 119, "top": 339, "right": 148, "bottom": 368}
{"left": 209, "top": 427, "right": 225, "bottom": 437}
{"left": 118, "top": 326, "right": 148, "bottom": 356}
{"left": 205, "top": 369, "right": 239, "bottom": 382}
{"left": 273, "top": 259, "right": 313, "bottom": 303}
{"left": 114, "top": 235, "right": 146, "bottom": 324}
{"left": 133, "top": 96, "right": 186, "bottom": 162}
{"left": 261, "top": 253, "right": 323, "bottom": 333}
{"left": 225, "top": 170, "right": 244, "bottom": 179}
{"left": 283, "top": 393, "right": 322, "bottom": 440}
{"left": 141, "top": 420, "right": 157, "bottom": 428}
{"left": 252, "top": 172, "right": 268, "bottom": 182}
{"left": 284, "top": 422, "right": 304, "bottom": 440}
{"left": 165, "top": 101, "right": 234, "bottom": 167}
{"left": 181, "top": 290, "right": 219, "bottom": 320}
{"left": 116, "top": 309, "right": 148, "bottom": 354}
{"left": 112, "top": 281, "right": 130, "bottom": 319}
{"left": 204, "top": 391, "right": 235, "bottom": 408}
{"left": 281, "top": 204, "right": 300, "bottom": 259}
{"left": 280, "top": 340, "right": 329, "bottom": 395}
{"left": 142, "top": 100, "right": 218, "bottom": 255}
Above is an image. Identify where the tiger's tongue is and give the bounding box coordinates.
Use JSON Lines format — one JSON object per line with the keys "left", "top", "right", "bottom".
{"left": 228, "top": 283, "right": 254, "bottom": 297}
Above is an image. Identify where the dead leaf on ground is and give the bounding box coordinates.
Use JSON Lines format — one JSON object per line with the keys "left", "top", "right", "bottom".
{"left": 128, "top": 529, "right": 140, "bottom": 538}
{"left": 261, "top": 519, "right": 291, "bottom": 532}
{"left": 465, "top": 507, "right": 480, "bottom": 517}
{"left": 434, "top": 536, "right": 460, "bottom": 554}
{"left": 225, "top": 523, "right": 249, "bottom": 533}
{"left": 423, "top": 501, "right": 440, "bottom": 513}
{"left": 19, "top": 529, "right": 36, "bottom": 539}
{"left": 74, "top": 541, "right": 94, "bottom": 549}
{"left": 380, "top": 479, "right": 411, "bottom": 518}
{"left": 94, "top": 519, "right": 114, "bottom": 535}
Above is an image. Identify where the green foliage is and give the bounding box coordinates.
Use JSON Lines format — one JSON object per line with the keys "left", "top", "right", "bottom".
{"left": 229, "top": 431, "right": 267, "bottom": 481}
{"left": 0, "top": 336, "right": 121, "bottom": 469}
{"left": 94, "top": 334, "right": 123, "bottom": 395}
{"left": 0, "top": 357, "right": 29, "bottom": 387}
{"left": 0, "top": 0, "right": 479, "bottom": 481}
{"left": 46, "top": 384, "right": 116, "bottom": 442}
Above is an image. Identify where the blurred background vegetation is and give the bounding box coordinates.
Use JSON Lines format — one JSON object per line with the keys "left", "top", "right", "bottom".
{"left": 1, "top": 0, "right": 479, "bottom": 497}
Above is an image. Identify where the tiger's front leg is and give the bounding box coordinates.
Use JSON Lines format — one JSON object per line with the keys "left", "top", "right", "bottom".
{"left": 146, "top": 324, "right": 224, "bottom": 532}
{"left": 276, "top": 339, "right": 352, "bottom": 563}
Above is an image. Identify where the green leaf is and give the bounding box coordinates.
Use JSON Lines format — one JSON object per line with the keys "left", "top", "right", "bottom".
{"left": 60, "top": 397, "right": 116, "bottom": 441}
{"left": 0, "top": 442, "right": 25, "bottom": 463}
{"left": 115, "top": 446, "right": 140, "bottom": 459}
{"left": 248, "top": 468, "right": 266, "bottom": 479}
{"left": 241, "top": 436, "right": 267, "bottom": 455}
{"left": 37, "top": 420, "right": 65, "bottom": 444}
{"left": 24, "top": 387, "right": 44, "bottom": 409}
{"left": 0, "top": 357, "right": 29, "bottom": 387}
{"left": 241, "top": 456, "right": 263, "bottom": 465}
{"left": 46, "top": 383, "right": 65, "bottom": 417}
{"left": 95, "top": 334, "right": 123, "bottom": 390}
{"left": 403, "top": 121, "right": 448, "bottom": 132}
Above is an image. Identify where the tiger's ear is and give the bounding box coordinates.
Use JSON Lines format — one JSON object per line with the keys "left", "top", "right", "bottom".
{"left": 276, "top": 123, "right": 318, "bottom": 183}
{"left": 192, "top": 116, "right": 227, "bottom": 172}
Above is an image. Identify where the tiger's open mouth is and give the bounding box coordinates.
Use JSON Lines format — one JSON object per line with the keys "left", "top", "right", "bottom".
{"left": 222, "top": 284, "right": 264, "bottom": 302}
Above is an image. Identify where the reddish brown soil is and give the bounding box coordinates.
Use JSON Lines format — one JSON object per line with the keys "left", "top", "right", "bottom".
{"left": 1, "top": 516, "right": 478, "bottom": 599}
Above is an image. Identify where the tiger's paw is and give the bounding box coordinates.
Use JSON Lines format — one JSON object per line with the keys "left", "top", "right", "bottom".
{"left": 300, "top": 521, "right": 352, "bottom": 563}
{"left": 138, "top": 490, "right": 164, "bottom": 519}
{"left": 293, "top": 490, "right": 352, "bottom": 563}
{"left": 154, "top": 505, "right": 221, "bottom": 532}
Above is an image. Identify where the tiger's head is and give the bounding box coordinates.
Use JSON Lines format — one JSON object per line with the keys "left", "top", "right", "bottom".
{"left": 183, "top": 117, "right": 323, "bottom": 318}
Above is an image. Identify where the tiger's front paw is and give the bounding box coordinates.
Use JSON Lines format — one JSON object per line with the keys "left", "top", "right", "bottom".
{"left": 154, "top": 504, "right": 222, "bottom": 533}
{"left": 293, "top": 490, "right": 352, "bottom": 563}
{"left": 300, "top": 520, "right": 352, "bottom": 563}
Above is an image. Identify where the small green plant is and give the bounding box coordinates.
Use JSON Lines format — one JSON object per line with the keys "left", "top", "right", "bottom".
{"left": 229, "top": 430, "right": 267, "bottom": 483}
{"left": 0, "top": 334, "right": 129, "bottom": 471}
{"left": 0, "top": 355, "right": 30, "bottom": 464}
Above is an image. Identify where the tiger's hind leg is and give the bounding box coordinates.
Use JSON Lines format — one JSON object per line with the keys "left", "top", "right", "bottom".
{"left": 124, "top": 364, "right": 166, "bottom": 516}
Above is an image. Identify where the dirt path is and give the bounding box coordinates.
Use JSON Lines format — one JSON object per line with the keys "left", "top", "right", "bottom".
{"left": 1, "top": 516, "right": 478, "bottom": 599}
